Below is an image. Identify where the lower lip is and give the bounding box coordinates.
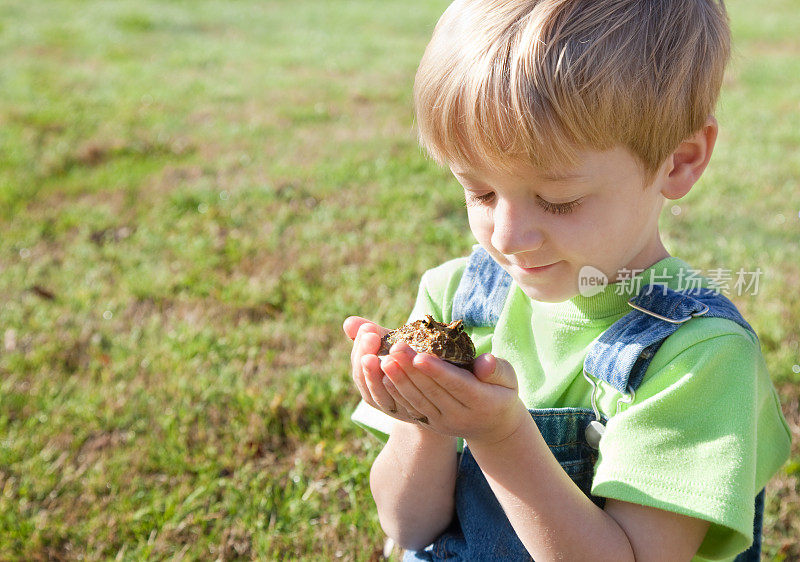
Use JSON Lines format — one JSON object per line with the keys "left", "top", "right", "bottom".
{"left": 518, "top": 262, "right": 560, "bottom": 274}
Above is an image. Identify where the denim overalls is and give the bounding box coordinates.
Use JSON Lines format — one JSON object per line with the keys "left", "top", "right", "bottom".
{"left": 404, "top": 247, "right": 764, "bottom": 562}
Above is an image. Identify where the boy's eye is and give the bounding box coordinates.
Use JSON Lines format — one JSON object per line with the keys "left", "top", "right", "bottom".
{"left": 464, "top": 192, "right": 495, "bottom": 207}
{"left": 464, "top": 191, "right": 582, "bottom": 215}
{"left": 537, "top": 197, "right": 583, "bottom": 215}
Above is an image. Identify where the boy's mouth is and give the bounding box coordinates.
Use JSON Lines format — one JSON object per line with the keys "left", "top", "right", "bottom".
{"left": 515, "top": 261, "right": 561, "bottom": 274}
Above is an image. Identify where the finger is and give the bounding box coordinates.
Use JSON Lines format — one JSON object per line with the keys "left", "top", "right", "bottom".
{"left": 343, "top": 316, "right": 389, "bottom": 340}
{"left": 390, "top": 346, "right": 468, "bottom": 410}
{"left": 343, "top": 316, "right": 368, "bottom": 340}
{"left": 349, "top": 327, "right": 387, "bottom": 410}
{"left": 382, "top": 376, "right": 427, "bottom": 422}
{"left": 473, "top": 355, "right": 517, "bottom": 390}
{"left": 384, "top": 344, "right": 432, "bottom": 419}
{"left": 358, "top": 330, "right": 382, "bottom": 357}
{"left": 350, "top": 350, "right": 375, "bottom": 409}
{"left": 350, "top": 330, "right": 366, "bottom": 383}
{"left": 350, "top": 326, "right": 381, "bottom": 366}
{"left": 381, "top": 355, "right": 441, "bottom": 418}
{"left": 344, "top": 316, "right": 378, "bottom": 341}
{"left": 362, "top": 354, "right": 398, "bottom": 413}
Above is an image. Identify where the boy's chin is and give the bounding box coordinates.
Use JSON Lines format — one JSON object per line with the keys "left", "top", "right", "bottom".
{"left": 517, "top": 284, "right": 580, "bottom": 304}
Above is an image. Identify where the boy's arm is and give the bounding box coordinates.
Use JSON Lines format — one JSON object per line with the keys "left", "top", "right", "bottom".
{"left": 468, "top": 414, "right": 710, "bottom": 562}
{"left": 370, "top": 422, "right": 457, "bottom": 550}
{"left": 343, "top": 316, "right": 457, "bottom": 550}
{"left": 379, "top": 349, "right": 711, "bottom": 561}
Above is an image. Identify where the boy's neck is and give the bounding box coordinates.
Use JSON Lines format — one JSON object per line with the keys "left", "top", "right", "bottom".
{"left": 612, "top": 234, "right": 670, "bottom": 284}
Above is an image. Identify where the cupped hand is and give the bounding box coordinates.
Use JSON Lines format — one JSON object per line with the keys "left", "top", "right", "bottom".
{"left": 378, "top": 342, "right": 528, "bottom": 444}
{"left": 343, "top": 316, "right": 432, "bottom": 426}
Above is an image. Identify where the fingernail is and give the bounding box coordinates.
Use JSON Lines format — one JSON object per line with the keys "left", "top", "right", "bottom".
{"left": 391, "top": 342, "right": 413, "bottom": 358}
{"left": 361, "top": 355, "right": 372, "bottom": 372}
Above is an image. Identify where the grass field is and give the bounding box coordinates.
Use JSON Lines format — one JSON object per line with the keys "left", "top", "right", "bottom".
{"left": 0, "top": 0, "right": 798, "bottom": 560}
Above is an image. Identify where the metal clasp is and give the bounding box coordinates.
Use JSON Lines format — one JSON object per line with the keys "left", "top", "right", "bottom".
{"left": 627, "top": 297, "right": 709, "bottom": 324}
{"left": 582, "top": 370, "right": 636, "bottom": 449}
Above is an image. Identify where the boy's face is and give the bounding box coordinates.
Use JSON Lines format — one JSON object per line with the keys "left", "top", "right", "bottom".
{"left": 451, "top": 147, "right": 670, "bottom": 303}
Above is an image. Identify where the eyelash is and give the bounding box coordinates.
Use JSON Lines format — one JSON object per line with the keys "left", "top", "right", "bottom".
{"left": 465, "top": 193, "right": 583, "bottom": 215}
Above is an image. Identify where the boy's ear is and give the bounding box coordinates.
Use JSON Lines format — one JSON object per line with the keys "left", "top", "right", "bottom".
{"left": 660, "top": 116, "right": 718, "bottom": 200}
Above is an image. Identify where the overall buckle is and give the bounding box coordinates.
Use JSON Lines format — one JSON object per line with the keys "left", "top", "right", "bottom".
{"left": 627, "top": 297, "right": 709, "bottom": 324}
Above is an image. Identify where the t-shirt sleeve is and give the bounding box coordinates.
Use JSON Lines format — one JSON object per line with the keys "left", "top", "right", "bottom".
{"left": 591, "top": 321, "right": 791, "bottom": 560}
{"left": 350, "top": 257, "right": 468, "bottom": 441}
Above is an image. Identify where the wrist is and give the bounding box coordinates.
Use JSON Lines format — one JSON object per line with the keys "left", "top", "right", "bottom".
{"left": 392, "top": 419, "right": 456, "bottom": 449}
{"left": 466, "top": 400, "right": 530, "bottom": 450}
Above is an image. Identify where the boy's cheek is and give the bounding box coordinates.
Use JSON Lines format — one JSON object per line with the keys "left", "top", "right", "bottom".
{"left": 465, "top": 211, "right": 493, "bottom": 240}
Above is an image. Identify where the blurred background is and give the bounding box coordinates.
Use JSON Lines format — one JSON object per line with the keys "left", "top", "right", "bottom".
{"left": 0, "top": 0, "right": 798, "bottom": 559}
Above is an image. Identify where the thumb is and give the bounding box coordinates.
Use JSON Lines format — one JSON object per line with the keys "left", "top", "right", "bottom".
{"left": 343, "top": 316, "right": 389, "bottom": 341}
{"left": 473, "top": 354, "right": 517, "bottom": 390}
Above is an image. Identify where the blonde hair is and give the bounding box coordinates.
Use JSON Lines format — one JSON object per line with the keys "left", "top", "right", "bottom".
{"left": 414, "top": 0, "right": 731, "bottom": 179}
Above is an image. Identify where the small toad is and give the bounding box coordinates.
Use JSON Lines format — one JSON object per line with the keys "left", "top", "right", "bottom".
{"left": 377, "top": 315, "right": 475, "bottom": 370}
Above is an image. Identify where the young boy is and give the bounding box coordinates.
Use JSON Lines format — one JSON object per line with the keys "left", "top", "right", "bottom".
{"left": 344, "top": 0, "right": 791, "bottom": 560}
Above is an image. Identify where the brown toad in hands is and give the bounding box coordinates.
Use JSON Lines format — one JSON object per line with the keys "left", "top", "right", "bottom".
{"left": 377, "top": 315, "right": 475, "bottom": 371}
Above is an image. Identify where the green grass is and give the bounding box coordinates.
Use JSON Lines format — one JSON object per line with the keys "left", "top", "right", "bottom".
{"left": 0, "top": 0, "right": 798, "bottom": 559}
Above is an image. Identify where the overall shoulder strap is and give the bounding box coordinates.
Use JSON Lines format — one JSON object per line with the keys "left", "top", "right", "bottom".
{"left": 584, "top": 284, "right": 756, "bottom": 395}
{"left": 451, "top": 245, "right": 513, "bottom": 328}
{"left": 583, "top": 285, "right": 765, "bottom": 561}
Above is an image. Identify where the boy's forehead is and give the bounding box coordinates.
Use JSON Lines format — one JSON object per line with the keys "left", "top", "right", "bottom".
{"left": 449, "top": 157, "right": 590, "bottom": 184}
{"left": 449, "top": 146, "right": 649, "bottom": 187}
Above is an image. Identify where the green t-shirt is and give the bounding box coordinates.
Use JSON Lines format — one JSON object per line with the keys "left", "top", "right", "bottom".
{"left": 351, "top": 255, "right": 790, "bottom": 561}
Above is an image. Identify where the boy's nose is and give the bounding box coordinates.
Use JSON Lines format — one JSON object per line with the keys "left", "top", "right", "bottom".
{"left": 490, "top": 200, "right": 545, "bottom": 256}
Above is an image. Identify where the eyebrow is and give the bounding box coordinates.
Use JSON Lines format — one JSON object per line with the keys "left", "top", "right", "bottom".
{"left": 539, "top": 172, "right": 586, "bottom": 182}
{"left": 452, "top": 169, "right": 587, "bottom": 184}
{"left": 451, "top": 169, "right": 475, "bottom": 180}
